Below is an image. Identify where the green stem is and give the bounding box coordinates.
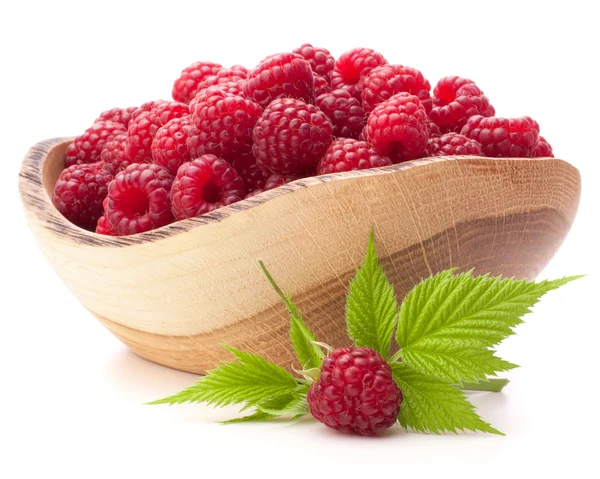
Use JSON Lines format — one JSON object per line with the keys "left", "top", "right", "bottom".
{"left": 259, "top": 260, "right": 293, "bottom": 309}
{"left": 389, "top": 350, "right": 403, "bottom": 363}
{"left": 460, "top": 378, "right": 509, "bottom": 392}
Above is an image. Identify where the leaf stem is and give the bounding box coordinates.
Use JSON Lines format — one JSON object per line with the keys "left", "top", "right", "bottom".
{"left": 389, "top": 349, "right": 403, "bottom": 363}
{"left": 259, "top": 260, "right": 293, "bottom": 310}
{"left": 460, "top": 378, "right": 509, "bottom": 392}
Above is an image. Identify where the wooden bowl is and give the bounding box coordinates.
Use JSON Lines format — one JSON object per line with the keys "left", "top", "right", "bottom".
{"left": 19, "top": 138, "right": 581, "bottom": 373}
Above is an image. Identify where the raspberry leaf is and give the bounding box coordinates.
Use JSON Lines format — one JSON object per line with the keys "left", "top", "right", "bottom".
{"left": 260, "top": 261, "right": 325, "bottom": 370}
{"left": 346, "top": 232, "right": 398, "bottom": 357}
{"left": 461, "top": 378, "right": 509, "bottom": 392}
{"left": 220, "top": 411, "right": 275, "bottom": 424}
{"left": 391, "top": 362, "right": 501, "bottom": 435}
{"left": 397, "top": 272, "right": 582, "bottom": 350}
{"left": 256, "top": 388, "right": 309, "bottom": 416}
{"left": 148, "top": 346, "right": 299, "bottom": 407}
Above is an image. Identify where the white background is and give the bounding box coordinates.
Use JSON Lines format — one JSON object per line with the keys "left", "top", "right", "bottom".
{"left": 1, "top": 1, "right": 598, "bottom": 477}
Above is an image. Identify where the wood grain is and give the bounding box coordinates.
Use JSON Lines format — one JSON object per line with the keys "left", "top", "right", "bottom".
{"left": 19, "top": 138, "right": 581, "bottom": 373}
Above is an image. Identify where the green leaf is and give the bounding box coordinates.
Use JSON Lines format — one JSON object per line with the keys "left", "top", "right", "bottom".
{"left": 220, "top": 411, "right": 275, "bottom": 424}
{"left": 257, "top": 387, "right": 309, "bottom": 416}
{"left": 461, "top": 378, "right": 509, "bottom": 392}
{"left": 391, "top": 362, "right": 502, "bottom": 435}
{"left": 148, "top": 346, "right": 299, "bottom": 407}
{"left": 259, "top": 261, "right": 325, "bottom": 370}
{"left": 346, "top": 232, "right": 398, "bottom": 357}
{"left": 397, "top": 272, "right": 582, "bottom": 350}
{"left": 400, "top": 344, "right": 518, "bottom": 384}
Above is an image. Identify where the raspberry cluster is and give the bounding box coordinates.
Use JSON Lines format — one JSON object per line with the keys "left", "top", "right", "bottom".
{"left": 53, "top": 45, "right": 555, "bottom": 236}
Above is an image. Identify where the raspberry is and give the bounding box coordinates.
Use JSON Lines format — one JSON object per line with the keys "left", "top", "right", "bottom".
{"left": 532, "top": 136, "right": 554, "bottom": 158}
{"left": 243, "top": 53, "right": 315, "bottom": 107}
{"left": 315, "top": 89, "right": 366, "bottom": 140}
{"left": 252, "top": 98, "right": 333, "bottom": 174}
{"left": 131, "top": 100, "right": 167, "bottom": 120}
{"left": 100, "top": 134, "right": 133, "bottom": 175}
{"left": 366, "top": 93, "right": 429, "bottom": 163}
{"left": 424, "top": 118, "right": 441, "bottom": 138}
{"left": 460, "top": 115, "right": 540, "bottom": 157}
{"left": 358, "top": 125, "right": 369, "bottom": 142}
{"left": 264, "top": 173, "right": 299, "bottom": 190}
{"left": 317, "top": 139, "right": 391, "bottom": 174}
{"left": 65, "top": 121, "right": 127, "bottom": 168}
{"left": 170, "top": 155, "right": 246, "bottom": 220}
{"left": 292, "top": 43, "right": 335, "bottom": 81}
{"left": 429, "top": 76, "right": 495, "bottom": 132}
{"left": 232, "top": 154, "right": 270, "bottom": 191}
{"left": 172, "top": 61, "right": 222, "bottom": 104}
{"left": 52, "top": 162, "right": 113, "bottom": 231}
{"left": 196, "top": 66, "right": 248, "bottom": 92}
{"left": 96, "top": 198, "right": 117, "bottom": 235}
{"left": 361, "top": 65, "right": 432, "bottom": 113}
{"left": 94, "top": 106, "right": 138, "bottom": 128}
{"left": 188, "top": 87, "right": 262, "bottom": 161}
{"left": 424, "top": 132, "right": 484, "bottom": 157}
{"left": 151, "top": 117, "right": 193, "bottom": 175}
{"left": 313, "top": 75, "right": 331, "bottom": 97}
{"left": 125, "top": 101, "right": 189, "bottom": 163}
{"left": 307, "top": 347, "right": 402, "bottom": 436}
{"left": 106, "top": 163, "right": 174, "bottom": 235}
{"left": 330, "top": 48, "right": 388, "bottom": 99}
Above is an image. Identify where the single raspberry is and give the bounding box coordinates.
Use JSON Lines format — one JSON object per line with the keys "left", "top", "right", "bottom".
{"left": 264, "top": 173, "right": 299, "bottom": 190}
{"left": 170, "top": 155, "right": 246, "bottom": 220}
{"left": 106, "top": 163, "right": 174, "bottom": 235}
{"left": 429, "top": 76, "right": 495, "bottom": 133}
{"left": 131, "top": 100, "right": 167, "bottom": 120}
{"left": 361, "top": 65, "right": 432, "bottom": 113}
{"left": 195, "top": 66, "right": 248, "bottom": 92}
{"left": 172, "top": 61, "right": 223, "bottom": 104}
{"left": 424, "top": 132, "right": 484, "bottom": 157}
{"left": 330, "top": 48, "right": 388, "bottom": 99}
{"left": 96, "top": 198, "right": 117, "bottom": 235}
{"left": 232, "top": 154, "right": 270, "bottom": 191}
{"left": 307, "top": 347, "right": 402, "bottom": 436}
{"left": 125, "top": 102, "right": 189, "bottom": 163}
{"left": 460, "top": 115, "right": 540, "bottom": 157}
{"left": 292, "top": 43, "right": 335, "bottom": 81}
{"left": 424, "top": 118, "right": 441, "bottom": 138}
{"left": 100, "top": 134, "right": 133, "bottom": 175}
{"left": 532, "top": 136, "right": 554, "bottom": 158}
{"left": 188, "top": 81, "right": 245, "bottom": 115}
{"left": 313, "top": 75, "right": 331, "bottom": 97}
{"left": 366, "top": 93, "right": 429, "bottom": 163}
{"left": 317, "top": 139, "right": 391, "bottom": 174}
{"left": 52, "top": 162, "right": 113, "bottom": 231}
{"left": 188, "top": 87, "right": 262, "bottom": 161}
{"left": 252, "top": 98, "right": 333, "bottom": 174}
{"left": 243, "top": 53, "right": 314, "bottom": 107}
{"left": 151, "top": 117, "right": 193, "bottom": 175}
{"left": 315, "top": 89, "right": 366, "bottom": 139}
{"left": 94, "top": 106, "right": 138, "bottom": 128}
{"left": 358, "top": 125, "right": 369, "bottom": 142}
{"left": 65, "top": 121, "right": 127, "bottom": 168}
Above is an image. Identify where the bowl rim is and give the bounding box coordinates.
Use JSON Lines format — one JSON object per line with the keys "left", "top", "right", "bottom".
{"left": 19, "top": 137, "right": 571, "bottom": 248}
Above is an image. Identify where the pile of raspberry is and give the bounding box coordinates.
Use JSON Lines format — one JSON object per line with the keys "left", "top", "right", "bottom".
{"left": 53, "top": 45, "right": 555, "bottom": 236}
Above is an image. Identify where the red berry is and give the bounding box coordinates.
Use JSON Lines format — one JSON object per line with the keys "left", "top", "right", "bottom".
{"left": 252, "top": 98, "right": 333, "bottom": 174}
{"left": 106, "top": 163, "right": 174, "bottom": 235}
{"left": 52, "top": 162, "right": 113, "bottom": 231}
{"left": 532, "top": 136, "right": 554, "bottom": 158}
{"left": 131, "top": 100, "right": 167, "bottom": 121}
{"left": 94, "top": 106, "right": 138, "bottom": 128}
{"left": 315, "top": 89, "right": 366, "bottom": 140}
{"left": 429, "top": 76, "right": 495, "bottom": 132}
{"left": 307, "top": 347, "right": 403, "bottom": 436}
{"left": 366, "top": 93, "right": 429, "bottom": 163}
{"left": 331, "top": 48, "right": 388, "bottom": 99}
{"left": 100, "top": 134, "right": 133, "bottom": 175}
{"left": 188, "top": 87, "right": 262, "bottom": 161}
{"left": 126, "top": 102, "right": 189, "bottom": 163}
{"left": 361, "top": 65, "right": 432, "bottom": 113}
{"left": 317, "top": 139, "right": 391, "bottom": 174}
{"left": 424, "top": 132, "right": 484, "bottom": 157}
{"left": 243, "top": 53, "right": 315, "bottom": 107}
{"left": 172, "top": 61, "right": 222, "bottom": 104}
{"left": 232, "top": 154, "right": 270, "bottom": 191}
{"left": 195, "top": 66, "right": 248, "bottom": 92}
{"left": 171, "top": 155, "right": 246, "bottom": 220}
{"left": 424, "top": 118, "right": 441, "bottom": 138}
{"left": 264, "top": 173, "right": 299, "bottom": 190}
{"left": 151, "top": 117, "right": 193, "bottom": 175}
{"left": 96, "top": 198, "right": 117, "bottom": 235}
{"left": 65, "top": 121, "right": 127, "bottom": 168}
{"left": 292, "top": 43, "right": 335, "bottom": 81}
{"left": 460, "top": 115, "right": 540, "bottom": 157}
{"left": 313, "top": 74, "right": 331, "bottom": 97}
